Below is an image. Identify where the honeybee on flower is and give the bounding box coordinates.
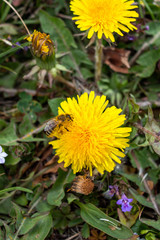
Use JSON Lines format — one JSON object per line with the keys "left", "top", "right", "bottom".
{"left": 49, "top": 91, "right": 132, "bottom": 176}
{"left": 44, "top": 114, "right": 73, "bottom": 138}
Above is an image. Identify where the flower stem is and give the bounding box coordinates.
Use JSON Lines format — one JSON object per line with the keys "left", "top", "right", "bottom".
{"left": 95, "top": 38, "right": 103, "bottom": 82}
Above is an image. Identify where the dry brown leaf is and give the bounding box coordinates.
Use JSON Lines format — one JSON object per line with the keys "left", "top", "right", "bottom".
{"left": 104, "top": 47, "right": 131, "bottom": 74}
{"left": 87, "top": 46, "right": 131, "bottom": 73}
{"left": 146, "top": 180, "right": 154, "bottom": 191}
{"left": 89, "top": 229, "right": 106, "bottom": 240}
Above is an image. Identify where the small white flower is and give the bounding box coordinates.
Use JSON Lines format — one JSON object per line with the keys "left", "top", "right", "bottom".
{"left": 0, "top": 146, "right": 8, "bottom": 164}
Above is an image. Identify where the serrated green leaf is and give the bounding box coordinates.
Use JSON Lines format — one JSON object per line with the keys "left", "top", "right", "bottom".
{"left": 39, "top": 10, "right": 77, "bottom": 52}
{"left": 145, "top": 107, "right": 160, "bottom": 156}
{"left": 19, "top": 114, "right": 35, "bottom": 136}
{"left": 76, "top": 202, "right": 133, "bottom": 239}
{"left": 136, "top": 50, "right": 160, "bottom": 78}
{"left": 48, "top": 97, "right": 64, "bottom": 115}
{"left": 81, "top": 223, "right": 90, "bottom": 239}
{"left": 0, "top": 121, "right": 18, "bottom": 146}
{"left": 129, "top": 149, "right": 157, "bottom": 169}
{"left": 12, "top": 202, "right": 24, "bottom": 229}
{"left": 61, "top": 49, "right": 92, "bottom": 70}
{"left": 47, "top": 169, "right": 75, "bottom": 206}
{"left": 0, "top": 219, "right": 18, "bottom": 240}
{"left": 19, "top": 214, "right": 47, "bottom": 235}
{"left": 20, "top": 213, "right": 52, "bottom": 240}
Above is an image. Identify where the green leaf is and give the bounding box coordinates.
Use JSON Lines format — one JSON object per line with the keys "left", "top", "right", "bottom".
{"left": 48, "top": 97, "right": 64, "bottom": 115}
{"left": 14, "top": 194, "right": 28, "bottom": 207}
{"left": 39, "top": 10, "right": 77, "bottom": 52}
{"left": 68, "top": 218, "right": 83, "bottom": 227}
{"left": 20, "top": 213, "right": 52, "bottom": 240}
{"left": 140, "top": 218, "right": 160, "bottom": 231}
{"left": 117, "top": 171, "right": 145, "bottom": 191}
{"left": 0, "top": 42, "right": 29, "bottom": 58}
{"left": 18, "top": 115, "right": 45, "bottom": 142}
{"left": 0, "top": 63, "right": 23, "bottom": 88}
{"left": 129, "top": 189, "right": 154, "bottom": 209}
{"left": 136, "top": 50, "right": 160, "bottom": 78}
{"left": 67, "top": 193, "right": 78, "bottom": 204}
{"left": 0, "top": 121, "right": 18, "bottom": 146}
{"left": 146, "top": 21, "right": 160, "bottom": 36}
{"left": 145, "top": 107, "right": 160, "bottom": 156}
{"left": 61, "top": 49, "right": 92, "bottom": 70}
{"left": 39, "top": 10, "right": 85, "bottom": 77}
{"left": 19, "top": 114, "right": 35, "bottom": 136}
{"left": 0, "top": 219, "right": 18, "bottom": 240}
{"left": 0, "top": 187, "right": 33, "bottom": 195}
{"left": 0, "top": 198, "right": 13, "bottom": 215}
{"left": 12, "top": 202, "right": 24, "bottom": 229}
{"left": 36, "top": 199, "right": 53, "bottom": 213}
{"left": 17, "top": 99, "right": 31, "bottom": 113}
{"left": 0, "top": 119, "right": 7, "bottom": 131}
{"left": 0, "top": 23, "right": 18, "bottom": 35}
{"left": 76, "top": 202, "right": 133, "bottom": 239}
{"left": 130, "top": 149, "right": 157, "bottom": 169}
{"left": 47, "top": 169, "right": 75, "bottom": 206}
{"left": 19, "top": 214, "right": 47, "bottom": 235}
{"left": 81, "top": 223, "right": 90, "bottom": 239}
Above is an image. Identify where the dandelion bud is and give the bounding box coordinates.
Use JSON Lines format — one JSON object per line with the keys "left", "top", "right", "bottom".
{"left": 26, "top": 30, "right": 55, "bottom": 70}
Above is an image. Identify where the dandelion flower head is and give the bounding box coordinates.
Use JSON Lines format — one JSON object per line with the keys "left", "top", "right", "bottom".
{"left": 26, "top": 30, "right": 54, "bottom": 60}
{"left": 49, "top": 92, "right": 131, "bottom": 175}
{"left": 70, "top": 0, "right": 139, "bottom": 42}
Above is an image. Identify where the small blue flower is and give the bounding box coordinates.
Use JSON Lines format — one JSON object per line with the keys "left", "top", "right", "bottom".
{"left": 108, "top": 185, "right": 119, "bottom": 197}
{"left": 127, "top": 35, "right": 136, "bottom": 41}
{"left": 116, "top": 194, "right": 133, "bottom": 212}
{"left": 12, "top": 42, "right": 28, "bottom": 53}
{"left": 0, "top": 146, "right": 8, "bottom": 164}
{"left": 145, "top": 25, "right": 149, "bottom": 31}
{"left": 103, "top": 185, "right": 119, "bottom": 199}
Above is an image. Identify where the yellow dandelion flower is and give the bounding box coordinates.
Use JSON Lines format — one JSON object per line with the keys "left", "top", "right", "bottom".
{"left": 26, "top": 30, "right": 54, "bottom": 60}
{"left": 49, "top": 92, "right": 131, "bottom": 175}
{"left": 70, "top": 0, "right": 139, "bottom": 42}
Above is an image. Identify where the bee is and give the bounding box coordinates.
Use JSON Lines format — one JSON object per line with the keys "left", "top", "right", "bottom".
{"left": 44, "top": 114, "right": 72, "bottom": 138}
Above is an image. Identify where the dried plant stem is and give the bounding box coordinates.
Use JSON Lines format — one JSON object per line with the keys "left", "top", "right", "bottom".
{"left": 95, "top": 38, "right": 103, "bottom": 82}
{"left": 131, "top": 151, "right": 160, "bottom": 216}
{"left": 0, "top": 87, "right": 50, "bottom": 96}
{"left": 2, "top": 0, "right": 30, "bottom": 36}
{"left": 54, "top": 75, "right": 76, "bottom": 90}
{"left": 65, "top": 233, "right": 80, "bottom": 240}
{"left": 134, "top": 122, "right": 160, "bottom": 142}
